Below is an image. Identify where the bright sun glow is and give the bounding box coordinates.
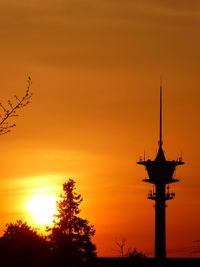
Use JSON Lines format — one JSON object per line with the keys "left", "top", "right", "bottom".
{"left": 27, "top": 194, "right": 57, "bottom": 225}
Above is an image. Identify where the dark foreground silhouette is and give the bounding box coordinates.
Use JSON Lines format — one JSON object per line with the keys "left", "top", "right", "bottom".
{"left": 0, "top": 254, "right": 199, "bottom": 267}
{"left": 96, "top": 257, "right": 200, "bottom": 267}
{"left": 1, "top": 179, "right": 196, "bottom": 267}
{"left": 0, "top": 179, "right": 96, "bottom": 267}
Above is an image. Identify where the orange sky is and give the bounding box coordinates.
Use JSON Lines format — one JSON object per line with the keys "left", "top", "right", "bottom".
{"left": 0, "top": 0, "right": 199, "bottom": 257}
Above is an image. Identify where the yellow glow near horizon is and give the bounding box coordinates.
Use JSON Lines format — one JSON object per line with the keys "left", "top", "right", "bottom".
{"left": 27, "top": 194, "right": 57, "bottom": 225}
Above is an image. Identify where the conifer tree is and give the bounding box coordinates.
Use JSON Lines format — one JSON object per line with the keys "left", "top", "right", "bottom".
{"left": 48, "top": 179, "right": 96, "bottom": 264}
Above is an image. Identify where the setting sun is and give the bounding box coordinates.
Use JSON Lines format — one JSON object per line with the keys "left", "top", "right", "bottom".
{"left": 27, "top": 194, "right": 57, "bottom": 225}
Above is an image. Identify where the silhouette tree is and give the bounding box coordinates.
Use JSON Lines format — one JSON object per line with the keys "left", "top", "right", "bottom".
{"left": 48, "top": 179, "right": 96, "bottom": 265}
{"left": 0, "top": 220, "right": 48, "bottom": 267}
{"left": 127, "top": 248, "right": 146, "bottom": 259}
{"left": 0, "top": 77, "right": 32, "bottom": 135}
{"left": 115, "top": 237, "right": 126, "bottom": 257}
{"left": 114, "top": 237, "right": 146, "bottom": 259}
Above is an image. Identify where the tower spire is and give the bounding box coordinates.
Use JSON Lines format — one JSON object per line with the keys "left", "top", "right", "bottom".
{"left": 137, "top": 82, "right": 184, "bottom": 258}
{"left": 159, "top": 77, "right": 163, "bottom": 149}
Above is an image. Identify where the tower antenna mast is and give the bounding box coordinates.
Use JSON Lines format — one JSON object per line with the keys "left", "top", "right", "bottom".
{"left": 137, "top": 80, "right": 184, "bottom": 258}
{"left": 159, "top": 77, "right": 163, "bottom": 149}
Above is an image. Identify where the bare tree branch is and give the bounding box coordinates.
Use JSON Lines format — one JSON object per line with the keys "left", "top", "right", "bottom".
{"left": 0, "top": 77, "right": 32, "bottom": 135}
{"left": 115, "top": 237, "right": 126, "bottom": 257}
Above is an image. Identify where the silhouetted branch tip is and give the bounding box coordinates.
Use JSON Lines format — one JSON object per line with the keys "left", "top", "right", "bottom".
{"left": 0, "top": 78, "right": 33, "bottom": 135}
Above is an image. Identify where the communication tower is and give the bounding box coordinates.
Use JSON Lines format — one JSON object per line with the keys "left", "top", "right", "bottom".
{"left": 137, "top": 84, "right": 184, "bottom": 258}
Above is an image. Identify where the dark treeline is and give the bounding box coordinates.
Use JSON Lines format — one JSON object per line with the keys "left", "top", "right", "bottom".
{"left": 0, "top": 179, "right": 96, "bottom": 267}
{"left": 0, "top": 179, "right": 146, "bottom": 267}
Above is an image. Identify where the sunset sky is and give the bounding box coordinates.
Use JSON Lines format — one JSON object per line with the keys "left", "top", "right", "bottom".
{"left": 0, "top": 0, "right": 200, "bottom": 257}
